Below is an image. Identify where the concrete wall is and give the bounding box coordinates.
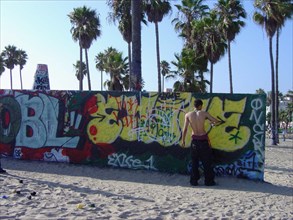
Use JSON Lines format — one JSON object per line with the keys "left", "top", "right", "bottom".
{"left": 0, "top": 90, "right": 266, "bottom": 180}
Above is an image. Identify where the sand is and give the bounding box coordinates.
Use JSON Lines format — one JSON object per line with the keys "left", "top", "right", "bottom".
{"left": 0, "top": 138, "right": 292, "bottom": 220}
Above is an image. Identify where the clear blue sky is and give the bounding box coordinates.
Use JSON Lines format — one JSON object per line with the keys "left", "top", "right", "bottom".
{"left": 0, "top": 0, "right": 292, "bottom": 94}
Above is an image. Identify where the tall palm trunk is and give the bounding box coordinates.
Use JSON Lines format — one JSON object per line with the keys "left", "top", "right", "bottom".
{"left": 155, "top": 22, "right": 161, "bottom": 93}
{"left": 10, "top": 69, "right": 13, "bottom": 90}
{"left": 162, "top": 76, "right": 165, "bottom": 92}
{"left": 101, "top": 70, "right": 103, "bottom": 91}
{"left": 131, "top": 0, "right": 142, "bottom": 91}
{"left": 209, "top": 62, "right": 213, "bottom": 93}
{"left": 85, "top": 49, "right": 91, "bottom": 91}
{"left": 275, "top": 29, "right": 280, "bottom": 143}
{"left": 19, "top": 68, "right": 23, "bottom": 90}
{"left": 79, "top": 45, "right": 83, "bottom": 91}
{"left": 228, "top": 40, "right": 233, "bottom": 94}
{"left": 269, "top": 36, "right": 276, "bottom": 145}
{"left": 128, "top": 42, "right": 132, "bottom": 91}
{"left": 199, "top": 71, "right": 205, "bottom": 92}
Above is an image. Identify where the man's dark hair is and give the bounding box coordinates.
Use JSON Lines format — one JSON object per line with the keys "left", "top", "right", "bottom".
{"left": 194, "top": 99, "right": 203, "bottom": 108}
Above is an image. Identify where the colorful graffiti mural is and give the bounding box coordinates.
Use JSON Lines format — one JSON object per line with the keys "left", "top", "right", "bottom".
{"left": 0, "top": 90, "right": 266, "bottom": 180}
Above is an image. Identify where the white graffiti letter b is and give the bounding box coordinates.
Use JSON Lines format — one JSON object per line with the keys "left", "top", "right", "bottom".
{"left": 15, "top": 93, "right": 46, "bottom": 148}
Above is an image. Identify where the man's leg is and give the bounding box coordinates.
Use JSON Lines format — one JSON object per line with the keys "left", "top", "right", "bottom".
{"left": 190, "top": 142, "right": 200, "bottom": 186}
{"left": 200, "top": 141, "right": 215, "bottom": 186}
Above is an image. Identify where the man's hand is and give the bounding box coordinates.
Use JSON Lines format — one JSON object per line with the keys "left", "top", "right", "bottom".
{"left": 182, "top": 141, "right": 185, "bottom": 147}
{"left": 211, "top": 120, "right": 221, "bottom": 127}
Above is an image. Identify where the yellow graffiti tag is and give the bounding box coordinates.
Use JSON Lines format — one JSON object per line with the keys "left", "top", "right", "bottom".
{"left": 87, "top": 93, "right": 122, "bottom": 144}
{"left": 207, "top": 97, "right": 250, "bottom": 152}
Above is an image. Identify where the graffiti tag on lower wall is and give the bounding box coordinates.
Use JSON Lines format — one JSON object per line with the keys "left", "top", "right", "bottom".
{"left": 108, "top": 153, "right": 157, "bottom": 171}
{"left": 0, "top": 90, "right": 266, "bottom": 180}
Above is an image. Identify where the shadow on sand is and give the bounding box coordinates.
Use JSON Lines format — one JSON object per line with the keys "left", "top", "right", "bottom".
{"left": 1, "top": 156, "right": 292, "bottom": 198}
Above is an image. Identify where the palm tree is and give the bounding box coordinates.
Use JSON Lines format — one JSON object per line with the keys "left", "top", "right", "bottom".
{"left": 131, "top": 0, "right": 143, "bottom": 91}
{"left": 172, "top": 0, "right": 209, "bottom": 48}
{"left": 145, "top": 0, "right": 172, "bottom": 92}
{"left": 192, "top": 11, "right": 226, "bottom": 93}
{"left": 256, "top": 88, "right": 266, "bottom": 95}
{"left": 2, "top": 45, "right": 18, "bottom": 90}
{"left": 108, "top": 0, "right": 147, "bottom": 90}
{"left": 102, "top": 47, "right": 129, "bottom": 91}
{"left": 118, "top": 18, "right": 132, "bottom": 89}
{"left": 120, "top": 74, "right": 130, "bottom": 91}
{"left": 171, "top": 53, "right": 186, "bottom": 92}
{"left": 68, "top": 6, "right": 101, "bottom": 91}
{"left": 215, "top": 0, "right": 246, "bottom": 94}
{"left": 73, "top": 60, "right": 87, "bottom": 82}
{"left": 160, "top": 60, "right": 170, "bottom": 92}
{"left": 95, "top": 52, "right": 106, "bottom": 91}
{"left": 0, "top": 53, "right": 5, "bottom": 89}
{"left": 160, "top": 60, "right": 175, "bottom": 92}
{"left": 16, "top": 49, "right": 28, "bottom": 90}
{"left": 171, "top": 47, "right": 208, "bottom": 92}
{"left": 171, "top": 0, "right": 210, "bottom": 92}
{"left": 256, "top": 88, "right": 271, "bottom": 105}
{"left": 266, "top": 91, "right": 272, "bottom": 106}
{"left": 273, "top": 1, "right": 292, "bottom": 143}
{"left": 286, "top": 102, "right": 293, "bottom": 123}
{"left": 253, "top": 0, "right": 280, "bottom": 145}
{"left": 107, "top": 0, "right": 132, "bottom": 88}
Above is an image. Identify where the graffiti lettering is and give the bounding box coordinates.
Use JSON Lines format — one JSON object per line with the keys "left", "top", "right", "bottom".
{"left": 159, "top": 92, "right": 181, "bottom": 101}
{"left": 207, "top": 97, "right": 250, "bottom": 151}
{"left": 139, "top": 109, "right": 177, "bottom": 144}
{"left": 0, "top": 96, "right": 21, "bottom": 143}
{"left": 250, "top": 98, "right": 265, "bottom": 151}
{"left": 108, "top": 153, "right": 157, "bottom": 171}
{"left": 15, "top": 92, "right": 80, "bottom": 149}
{"left": 215, "top": 151, "right": 259, "bottom": 177}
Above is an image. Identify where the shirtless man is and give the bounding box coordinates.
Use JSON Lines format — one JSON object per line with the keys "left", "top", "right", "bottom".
{"left": 182, "top": 99, "right": 219, "bottom": 186}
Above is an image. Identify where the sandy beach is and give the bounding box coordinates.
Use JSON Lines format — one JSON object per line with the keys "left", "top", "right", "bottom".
{"left": 0, "top": 138, "right": 292, "bottom": 220}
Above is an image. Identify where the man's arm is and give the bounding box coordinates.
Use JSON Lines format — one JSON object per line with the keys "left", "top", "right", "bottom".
{"left": 206, "top": 112, "right": 220, "bottom": 125}
{"left": 181, "top": 113, "right": 189, "bottom": 147}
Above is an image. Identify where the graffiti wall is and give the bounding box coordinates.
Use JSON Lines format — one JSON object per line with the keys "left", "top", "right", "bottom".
{"left": 0, "top": 90, "right": 266, "bottom": 180}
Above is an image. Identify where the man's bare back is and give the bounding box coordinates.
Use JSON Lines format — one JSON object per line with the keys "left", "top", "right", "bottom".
{"left": 182, "top": 101, "right": 219, "bottom": 147}
{"left": 185, "top": 110, "right": 209, "bottom": 136}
